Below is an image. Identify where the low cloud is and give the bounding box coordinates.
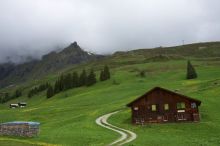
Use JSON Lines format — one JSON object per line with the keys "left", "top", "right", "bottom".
{"left": 0, "top": 0, "right": 220, "bottom": 63}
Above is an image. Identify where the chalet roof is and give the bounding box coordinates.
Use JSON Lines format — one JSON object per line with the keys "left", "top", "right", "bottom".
{"left": 127, "top": 87, "right": 201, "bottom": 107}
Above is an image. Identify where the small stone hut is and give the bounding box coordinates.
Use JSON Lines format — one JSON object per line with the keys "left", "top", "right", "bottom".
{"left": 0, "top": 121, "right": 40, "bottom": 137}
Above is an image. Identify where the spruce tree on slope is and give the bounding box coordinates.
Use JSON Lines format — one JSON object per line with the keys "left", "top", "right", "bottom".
{"left": 54, "top": 80, "right": 60, "bottom": 94}
{"left": 100, "top": 65, "right": 111, "bottom": 81}
{"left": 64, "top": 73, "right": 72, "bottom": 90}
{"left": 103, "top": 65, "right": 110, "bottom": 80}
{"left": 186, "top": 60, "right": 198, "bottom": 79}
{"left": 86, "top": 69, "right": 96, "bottom": 86}
{"left": 99, "top": 70, "right": 105, "bottom": 81}
{"left": 72, "top": 72, "right": 79, "bottom": 87}
{"left": 79, "top": 69, "right": 87, "bottom": 86}
{"left": 47, "top": 85, "right": 54, "bottom": 98}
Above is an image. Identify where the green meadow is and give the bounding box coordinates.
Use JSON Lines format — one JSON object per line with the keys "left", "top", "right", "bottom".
{"left": 1, "top": 59, "right": 220, "bottom": 146}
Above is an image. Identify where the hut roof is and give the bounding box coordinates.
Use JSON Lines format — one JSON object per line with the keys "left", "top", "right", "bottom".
{"left": 0, "top": 121, "right": 40, "bottom": 126}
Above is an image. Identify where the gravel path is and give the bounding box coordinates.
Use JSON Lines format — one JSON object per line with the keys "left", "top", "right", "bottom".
{"left": 96, "top": 111, "right": 137, "bottom": 146}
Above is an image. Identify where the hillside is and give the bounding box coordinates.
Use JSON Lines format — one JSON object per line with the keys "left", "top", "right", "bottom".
{"left": 0, "top": 42, "right": 103, "bottom": 88}
{"left": 0, "top": 42, "right": 220, "bottom": 145}
{"left": 1, "top": 42, "right": 220, "bottom": 89}
{"left": 111, "top": 42, "right": 220, "bottom": 65}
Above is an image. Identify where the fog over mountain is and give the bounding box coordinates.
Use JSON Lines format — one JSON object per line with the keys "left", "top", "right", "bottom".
{"left": 0, "top": 0, "right": 220, "bottom": 63}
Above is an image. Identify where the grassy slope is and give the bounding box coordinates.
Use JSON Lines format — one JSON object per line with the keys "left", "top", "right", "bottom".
{"left": 0, "top": 59, "right": 220, "bottom": 146}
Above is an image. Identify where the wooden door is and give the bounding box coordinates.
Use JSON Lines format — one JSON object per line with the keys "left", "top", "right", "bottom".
{"left": 163, "top": 115, "right": 168, "bottom": 122}
{"left": 176, "top": 113, "right": 186, "bottom": 121}
{"left": 192, "top": 113, "right": 200, "bottom": 122}
{"left": 157, "top": 116, "right": 163, "bottom": 123}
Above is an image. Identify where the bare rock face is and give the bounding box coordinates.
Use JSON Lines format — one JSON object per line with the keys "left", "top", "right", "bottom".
{"left": 0, "top": 63, "right": 15, "bottom": 80}
{"left": 0, "top": 42, "right": 104, "bottom": 88}
{"left": 70, "top": 41, "right": 79, "bottom": 48}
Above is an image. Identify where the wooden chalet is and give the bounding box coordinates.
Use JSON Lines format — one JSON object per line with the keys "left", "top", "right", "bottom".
{"left": 127, "top": 87, "right": 201, "bottom": 124}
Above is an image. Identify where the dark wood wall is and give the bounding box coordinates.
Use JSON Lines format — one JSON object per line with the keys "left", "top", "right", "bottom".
{"left": 130, "top": 88, "right": 200, "bottom": 124}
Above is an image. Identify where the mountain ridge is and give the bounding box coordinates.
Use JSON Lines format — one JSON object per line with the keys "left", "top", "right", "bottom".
{"left": 0, "top": 42, "right": 104, "bottom": 88}
{"left": 1, "top": 41, "right": 220, "bottom": 88}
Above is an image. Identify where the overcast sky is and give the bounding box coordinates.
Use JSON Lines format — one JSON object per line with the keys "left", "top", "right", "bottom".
{"left": 0, "top": 0, "right": 220, "bottom": 63}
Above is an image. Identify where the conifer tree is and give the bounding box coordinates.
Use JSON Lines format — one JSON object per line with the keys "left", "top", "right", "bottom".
{"left": 186, "top": 60, "right": 198, "bottom": 79}
{"left": 86, "top": 69, "right": 96, "bottom": 86}
{"left": 140, "top": 70, "right": 146, "bottom": 77}
{"left": 15, "top": 89, "right": 22, "bottom": 97}
{"left": 54, "top": 80, "right": 61, "bottom": 94}
{"left": 64, "top": 73, "right": 72, "bottom": 90}
{"left": 4, "top": 93, "right": 9, "bottom": 101}
{"left": 59, "top": 75, "right": 65, "bottom": 91}
{"left": 99, "top": 70, "right": 104, "bottom": 81}
{"left": 28, "top": 83, "right": 49, "bottom": 98}
{"left": 103, "top": 65, "right": 110, "bottom": 80}
{"left": 47, "top": 85, "right": 54, "bottom": 98}
{"left": 79, "top": 69, "right": 87, "bottom": 86}
{"left": 0, "top": 96, "right": 3, "bottom": 104}
{"left": 72, "top": 72, "right": 79, "bottom": 87}
{"left": 28, "top": 90, "right": 33, "bottom": 98}
{"left": 100, "top": 65, "right": 111, "bottom": 81}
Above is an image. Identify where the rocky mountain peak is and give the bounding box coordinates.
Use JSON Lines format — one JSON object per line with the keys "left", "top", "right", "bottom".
{"left": 62, "top": 41, "right": 85, "bottom": 54}
{"left": 70, "top": 41, "right": 79, "bottom": 48}
{"left": 0, "top": 41, "right": 104, "bottom": 88}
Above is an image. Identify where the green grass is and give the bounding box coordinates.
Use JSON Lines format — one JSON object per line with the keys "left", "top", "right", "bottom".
{"left": 1, "top": 59, "right": 220, "bottom": 146}
{"left": 0, "top": 141, "right": 34, "bottom": 146}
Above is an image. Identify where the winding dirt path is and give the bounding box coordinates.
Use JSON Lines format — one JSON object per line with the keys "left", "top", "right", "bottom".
{"left": 96, "top": 111, "right": 137, "bottom": 146}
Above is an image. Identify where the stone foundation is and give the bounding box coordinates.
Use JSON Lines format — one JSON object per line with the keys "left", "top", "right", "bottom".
{"left": 0, "top": 121, "right": 40, "bottom": 137}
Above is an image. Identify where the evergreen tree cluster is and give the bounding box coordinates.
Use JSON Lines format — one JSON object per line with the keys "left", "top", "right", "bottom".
{"left": 28, "top": 83, "right": 50, "bottom": 98}
{"left": 15, "top": 89, "right": 22, "bottom": 98}
{"left": 99, "top": 65, "right": 111, "bottom": 81}
{"left": 186, "top": 60, "right": 198, "bottom": 79}
{"left": 47, "top": 68, "right": 98, "bottom": 98}
{"left": 0, "top": 89, "right": 22, "bottom": 103}
{"left": 0, "top": 66, "right": 111, "bottom": 102}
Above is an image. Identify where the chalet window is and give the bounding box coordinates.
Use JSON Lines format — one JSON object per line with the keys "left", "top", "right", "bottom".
{"left": 134, "top": 107, "right": 139, "bottom": 110}
{"left": 177, "top": 113, "right": 186, "bottom": 120}
{"left": 177, "top": 102, "right": 185, "bottom": 109}
{"left": 151, "top": 104, "right": 157, "bottom": 111}
{"left": 164, "top": 104, "right": 169, "bottom": 110}
{"left": 191, "top": 103, "right": 197, "bottom": 108}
